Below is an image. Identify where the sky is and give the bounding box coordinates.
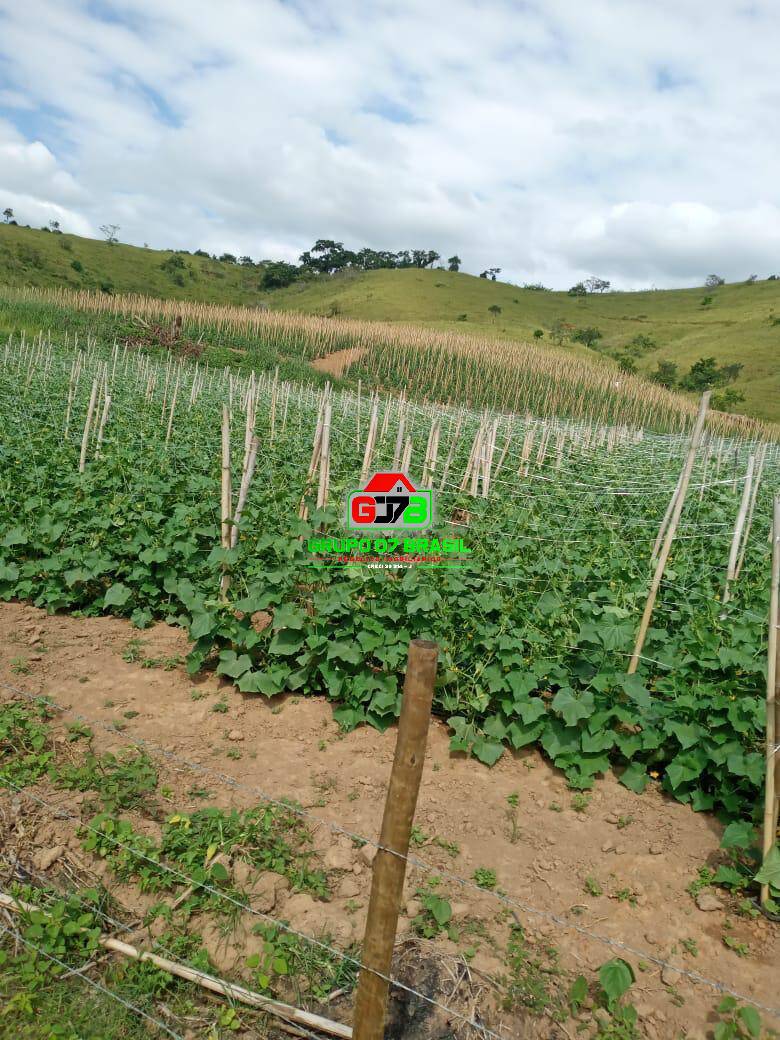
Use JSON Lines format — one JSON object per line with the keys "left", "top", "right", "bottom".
{"left": 1, "top": 0, "right": 779, "bottom": 290}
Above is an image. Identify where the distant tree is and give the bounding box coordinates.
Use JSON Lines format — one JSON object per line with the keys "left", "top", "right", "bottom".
{"left": 219, "top": 253, "right": 237, "bottom": 264}
{"left": 299, "top": 240, "right": 356, "bottom": 274}
{"left": 100, "top": 224, "right": 120, "bottom": 244}
{"left": 568, "top": 282, "right": 587, "bottom": 296}
{"left": 617, "top": 355, "right": 637, "bottom": 373}
{"left": 768, "top": 274, "right": 779, "bottom": 281}
{"left": 99, "top": 280, "right": 114, "bottom": 294}
{"left": 261, "top": 261, "right": 300, "bottom": 289}
{"left": 704, "top": 274, "right": 725, "bottom": 288}
{"left": 488, "top": 304, "right": 502, "bottom": 319}
{"left": 447, "top": 255, "right": 461, "bottom": 272}
{"left": 533, "top": 328, "right": 544, "bottom": 339}
{"left": 571, "top": 326, "right": 602, "bottom": 347}
{"left": 745, "top": 273, "right": 758, "bottom": 285}
{"left": 3, "top": 207, "right": 13, "bottom": 223}
{"left": 549, "top": 318, "right": 572, "bottom": 345}
{"left": 456, "top": 313, "right": 468, "bottom": 321}
{"left": 523, "top": 282, "right": 550, "bottom": 291}
{"left": 711, "top": 388, "right": 746, "bottom": 412}
{"left": 70, "top": 259, "right": 84, "bottom": 274}
{"left": 194, "top": 249, "right": 210, "bottom": 258}
{"left": 48, "top": 219, "right": 61, "bottom": 233}
{"left": 239, "top": 256, "right": 254, "bottom": 266}
{"left": 480, "top": 267, "right": 501, "bottom": 280}
{"left": 584, "top": 276, "right": 610, "bottom": 293}
{"left": 700, "top": 295, "right": 714, "bottom": 307}
{"left": 649, "top": 360, "right": 679, "bottom": 387}
{"left": 679, "top": 356, "right": 743, "bottom": 391}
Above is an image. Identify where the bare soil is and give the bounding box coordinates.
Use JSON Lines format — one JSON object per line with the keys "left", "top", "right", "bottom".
{"left": 1, "top": 601, "right": 777, "bottom": 1040}
{"left": 312, "top": 347, "right": 366, "bottom": 378}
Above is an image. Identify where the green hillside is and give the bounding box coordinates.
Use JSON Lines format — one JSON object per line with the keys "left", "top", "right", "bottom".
{"left": 270, "top": 269, "right": 780, "bottom": 422}
{"left": 1, "top": 223, "right": 778, "bottom": 421}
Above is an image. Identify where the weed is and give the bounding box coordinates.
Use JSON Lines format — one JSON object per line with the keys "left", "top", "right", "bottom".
{"left": 247, "top": 922, "right": 358, "bottom": 1000}
{"left": 473, "top": 868, "right": 497, "bottom": 891}
{"left": 549, "top": 801, "right": 563, "bottom": 813}
{"left": 571, "top": 793, "right": 591, "bottom": 813}
{"left": 0, "top": 700, "right": 53, "bottom": 786}
{"left": 713, "top": 995, "right": 765, "bottom": 1039}
{"left": 211, "top": 699, "right": 228, "bottom": 714}
{"left": 507, "top": 792, "right": 519, "bottom": 807}
{"left": 66, "top": 722, "right": 93, "bottom": 742}
{"left": 10, "top": 657, "right": 31, "bottom": 675}
{"left": 501, "top": 925, "right": 566, "bottom": 1020}
{"left": 584, "top": 875, "right": 603, "bottom": 897}
{"left": 680, "top": 937, "right": 698, "bottom": 957}
{"left": 410, "top": 825, "right": 429, "bottom": 847}
{"left": 687, "top": 866, "right": 716, "bottom": 899}
{"left": 616, "top": 815, "right": 634, "bottom": 830}
{"left": 121, "top": 638, "right": 144, "bottom": 663}
{"left": 190, "top": 688, "right": 206, "bottom": 701}
{"left": 412, "top": 880, "right": 457, "bottom": 941}
{"left": 225, "top": 748, "right": 242, "bottom": 760}
{"left": 123, "top": 710, "right": 139, "bottom": 719}
{"left": 57, "top": 749, "right": 158, "bottom": 811}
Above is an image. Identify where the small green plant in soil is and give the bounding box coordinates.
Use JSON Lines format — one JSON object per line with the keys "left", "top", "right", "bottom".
{"left": 473, "top": 867, "right": 498, "bottom": 890}
{"left": 56, "top": 749, "right": 158, "bottom": 811}
{"left": 0, "top": 700, "right": 53, "bottom": 787}
{"left": 247, "top": 922, "right": 358, "bottom": 1001}
{"left": 412, "top": 880, "right": 457, "bottom": 941}
{"left": 712, "top": 996, "right": 764, "bottom": 1039}
{"left": 501, "top": 924, "right": 567, "bottom": 1021}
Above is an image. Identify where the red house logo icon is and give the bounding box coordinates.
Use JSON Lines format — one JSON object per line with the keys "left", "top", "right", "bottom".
{"left": 347, "top": 472, "right": 433, "bottom": 529}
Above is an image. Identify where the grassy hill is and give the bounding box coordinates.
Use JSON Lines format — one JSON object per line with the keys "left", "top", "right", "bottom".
{"left": 2, "top": 222, "right": 778, "bottom": 421}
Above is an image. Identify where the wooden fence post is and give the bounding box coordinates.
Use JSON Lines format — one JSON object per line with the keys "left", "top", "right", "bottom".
{"left": 760, "top": 497, "right": 780, "bottom": 907}
{"left": 353, "top": 639, "right": 439, "bottom": 1040}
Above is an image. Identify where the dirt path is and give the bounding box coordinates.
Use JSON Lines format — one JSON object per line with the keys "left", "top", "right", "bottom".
{"left": 312, "top": 346, "right": 366, "bottom": 377}
{"left": 1, "top": 600, "right": 777, "bottom": 1039}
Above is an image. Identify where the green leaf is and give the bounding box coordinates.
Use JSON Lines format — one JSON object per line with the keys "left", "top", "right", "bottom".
{"left": 618, "top": 762, "right": 648, "bottom": 793}
{"left": 269, "top": 629, "right": 305, "bottom": 656}
{"left": 472, "top": 738, "right": 504, "bottom": 766}
{"left": 754, "top": 845, "right": 780, "bottom": 887}
{"left": 103, "top": 583, "right": 131, "bottom": 608}
{"left": 216, "top": 651, "right": 252, "bottom": 678}
{"left": 190, "top": 612, "right": 215, "bottom": 639}
{"left": 568, "top": 974, "right": 588, "bottom": 1011}
{"left": 738, "top": 1005, "right": 761, "bottom": 1039}
{"left": 551, "top": 688, "right": 593, "bottom": 726}
{"left": 620, "top": 674, "right": 651, "bottom": 711}
{"left": 327, "top": 641, "right": 362, "bottom": 665}
{"left": 429, "top": 896, "right": 452, "bottom": 926}
{"left": 272, "top": 604, "right": 306, "bottom": 630}
{"left": 598, "top": 958, "right": 634, "bottom": 1007}
{"left": 210, "top": 862, "right": 229, "bottom": 882}
{"left": 721, "top": 820, "right": 754, "bottom": 850}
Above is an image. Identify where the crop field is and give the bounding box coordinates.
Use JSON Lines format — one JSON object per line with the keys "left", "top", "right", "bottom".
{"left": 0, "top": 291, "right": 779, "bottom": 1039}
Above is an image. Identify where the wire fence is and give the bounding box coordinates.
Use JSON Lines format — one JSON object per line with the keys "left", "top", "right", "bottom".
{"left": 1, "top": 677, "right": 778, "bottom": 1028}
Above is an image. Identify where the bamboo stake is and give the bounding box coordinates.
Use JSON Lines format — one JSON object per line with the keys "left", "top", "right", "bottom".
{"left": 78, "top": 378, "right": 99, "bottom": 473}
{"left": 722, "top": 454, "right": 755, "bottom": 603}
{"left": 734, "top": 445, "right": 767, "bottom": 581}
{"left": 0, "top": 891, "right": 350, "bottom": 1040}
{"left": 230, "top": 436, "right": 259, "bottom": 549}
{"left": 316, "top": 398, "right": 332, "bottom": 510}
{"left": 760, "top": 497, "right": 780, "bottom": 907}
{"left": 220, "top": 406, "right": 232, "bottom": 599}
{"left": 627, "top": 392, "right": 710, "bottom": 674}
{"left": 353, "top": 640, "right": 438, "bottom": 1040}
{"left": 401, "top": 435, "right": 412, "bottom": 475}
{"left": 360, "top": 396, "right": 379, "bottom": 483}
{"left": 651, "top": 470, "right": 684, "bottom": 562}
{"left": 95, "top": 393, "right": 112, "bottom": 458}
{"left": 165, "top": 377, "right": 179, "bottom": 445}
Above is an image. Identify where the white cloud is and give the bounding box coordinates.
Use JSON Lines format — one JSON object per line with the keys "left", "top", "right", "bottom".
{"left": 0, "top": 0, "right": 779, "bottom": 288}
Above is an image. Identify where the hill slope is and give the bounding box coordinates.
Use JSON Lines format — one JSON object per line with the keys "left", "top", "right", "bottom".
{"left": 1, "top": 223, "right": 778, "bottom": 421}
